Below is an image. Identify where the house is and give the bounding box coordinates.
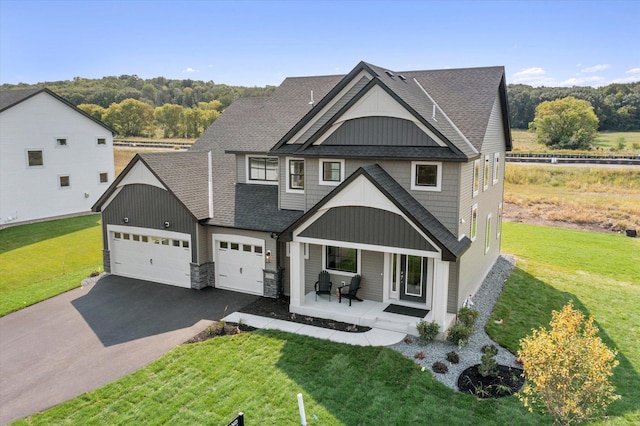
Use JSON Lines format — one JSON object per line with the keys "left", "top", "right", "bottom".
{"left": 0, "top": 88, "right": 115, "bottom": 226}
{"left": 92, "top": 61, "right": 511, "bottom": 334}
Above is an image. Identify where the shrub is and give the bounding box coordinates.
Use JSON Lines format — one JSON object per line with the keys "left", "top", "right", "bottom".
{"left": 478, "top": 345, "right": 498, "bottom": 377}
{"left": 446, "top": 351, "right": 459, "bottom": 364}
{"left": 432, "top": 361, "right": 448, "bottom": 374}
{"left": 518, "top": 302, "right": 620, "bottom": 425}
{"left": 446, "top": 322, "right": 473, "bottom": 347}
{"left": 414, "top": 351, "right": 426, "bottom": 360}
{"left": 457, "top": 307, "right": 479, "bottom": 328}
{"left": 416, "top": 319, "right": 440, "bottom": 344}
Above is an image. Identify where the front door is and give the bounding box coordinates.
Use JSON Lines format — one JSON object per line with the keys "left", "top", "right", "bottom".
{"left": 396, "top": 254, "right": 427, "bottom": 303}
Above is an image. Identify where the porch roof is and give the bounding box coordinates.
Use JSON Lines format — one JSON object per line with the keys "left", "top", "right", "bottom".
{"left": 280, "top": 164, "right": 471, "bottom": 261}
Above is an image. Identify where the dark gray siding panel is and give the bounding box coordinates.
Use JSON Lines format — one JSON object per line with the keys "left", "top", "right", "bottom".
{"left": 299, "top": 206, "right": 436, "bottom": 252}
{"left": 102, "top": 184, "right": 197, "bottom": 262}
{"left": 323, "top": 117, "right": 439, "bottom": 147}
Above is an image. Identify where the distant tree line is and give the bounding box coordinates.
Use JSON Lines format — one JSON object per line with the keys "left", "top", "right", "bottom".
{"left": 508, "top": 82, "right": 640, "bottom": 131}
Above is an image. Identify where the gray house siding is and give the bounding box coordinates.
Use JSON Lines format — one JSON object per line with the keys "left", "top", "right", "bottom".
{"left": 236, "top": 154, "right": 246, "bottom": 184}
{"left": 457, "top": 95, "right": 507, "bottom": 308}
{"left": 279, "top": 157, "right": 305, "bottom": 211}
{"left": 101, "top": 184, "right": 197, "bottom": 263}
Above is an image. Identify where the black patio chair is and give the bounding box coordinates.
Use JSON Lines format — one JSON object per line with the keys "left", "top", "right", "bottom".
{"left": 314, "top": 270, "right": 333, "bottom": 301}
{"left": 338, "top": 275, "right": 362, "bottom": 306}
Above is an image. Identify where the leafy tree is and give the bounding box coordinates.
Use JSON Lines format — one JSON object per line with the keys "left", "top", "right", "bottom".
{"left": 77, "top": 103, "right": 106, "bottom": 121}
{"left": 529, "top": 96, "right": 599, "bottom": 149}
{"left": 518, "top": 302, "right": 619, "bottom": 425}
{"left": 154, "top": 104, "right": 183, "bottom": 138}
{"left": 103, "top": 99, "right": 155, "bottom": 137}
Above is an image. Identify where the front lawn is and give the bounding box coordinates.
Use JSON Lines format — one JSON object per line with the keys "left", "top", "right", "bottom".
{"left": 0, "top": 214, "right": 103, "bottom": 316}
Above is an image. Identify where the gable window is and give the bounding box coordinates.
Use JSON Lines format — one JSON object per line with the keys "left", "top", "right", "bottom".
{"left": 287, "top": 158, "right": 304, "bottom": 192}
{"left": 411, "top": 161, "right": 442, "bottom": 191}
{"left": 56, "top": 138, "right": 68, "bottom": 147}
{"left": 96, "top": 137, "right": 107, "bottom": 145}
{"left": 493, "top": 153, "right": 500, "bottom": 184}
{"left": 59, "top": 175, "right": 70, "bottom": 188}
{"left": 483, "top": 155, "right": 490, "bottom": 190}
{"left": 27, "top": 150, "right": 44, "bottom": 167}
{"left": 325, "top": 246, "right": 358, "bottom": 274}
{"left": 248, "top": 157, "right": 278, "bottom": 183}
{"left": 485, "top": 213, "right": 492, "bottom": 253}
{"left": 319, "top": 159, "right": 345, "bottom": 186}
{"left": 473, "top": 159, "right": 480, "bottom": 197}
{"left": 99, "top": 172, "right": 109, "bottom": 183}
{"left": 471, "top": 204, "right": 478, "bottom": 241}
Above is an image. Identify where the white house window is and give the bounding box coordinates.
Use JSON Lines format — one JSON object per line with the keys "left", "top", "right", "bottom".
{"left": 248, "top": 157, "right": 278, "bottom": 183}
{"left": 99, "top": 172, "right": 109, "bottom": 183}
{"left": 59, "top": 175, "right": 70, "bottom": 188}
{"left": 497, "top": 203, "right": 503, "bottom": 239}
{"left": 325, "top": 246, "right": 358, "bottom": 274}
{"left": 493, "top": 153, "right": 500, "bottom": 184}
{"left": 319, "top": 159, "right": 345, "bottom": 186}
{"left": 27, "top": 150, "right": 44, "bottom": 167}
{"left": 483, "top": 155, "right": 490, "bottom": 190}
{"left": 287, "top": 158, "right": 304, "bottom": 192}
{"left": 471, "top": 204, "right": 478, "bottom": 241}
{"left": 411, "top": 161, "right": 442, "bottom": 191}
{"left": 473, "top": 159, "right": 480, "bottom": 197}
{"left": 96, "top": 137, "right": 107, "bottom": 146}
{"left": 56, "top": 138, "right": 68, "bottom": 147}
{"left": 485, "top": 213, "right": 492, "bottom": 253}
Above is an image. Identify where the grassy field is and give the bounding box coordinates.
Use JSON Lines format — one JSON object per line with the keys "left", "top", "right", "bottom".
{"left": 13, "top": 223, "right": 639, "bottom": 425}
{"left": 504, "top": 164, "right": 640, "bottom": 231}
{"left": 511, "top": 129, "right": 640, "bottom": 154}
{"left": 0, "top": 214, "right": 103, "bottom": 316}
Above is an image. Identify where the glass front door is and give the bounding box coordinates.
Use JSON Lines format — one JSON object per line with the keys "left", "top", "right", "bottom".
{"left": 399, "top": 255, "right": 427, "bottom": 303}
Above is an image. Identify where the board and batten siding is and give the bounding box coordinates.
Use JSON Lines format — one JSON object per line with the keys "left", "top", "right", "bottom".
{"left": 101, "top": 184, "right": 197, "bottom": 262}
{"left": 322, "top": 117, "right": 440, "bottom": 147}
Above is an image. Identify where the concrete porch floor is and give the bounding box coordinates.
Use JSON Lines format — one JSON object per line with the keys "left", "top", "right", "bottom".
{"left": 290, "top": 292, "right": 455, "bottom": 335}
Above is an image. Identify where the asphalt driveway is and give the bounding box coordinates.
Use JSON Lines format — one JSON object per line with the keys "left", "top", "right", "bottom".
{"left": 0, "top": 275, "right": 258, "bottom": 425}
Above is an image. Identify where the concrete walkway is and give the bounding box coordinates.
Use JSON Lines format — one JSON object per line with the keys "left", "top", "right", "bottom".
{"left": 223, "top": 312, "right": 407, "bottom": 346}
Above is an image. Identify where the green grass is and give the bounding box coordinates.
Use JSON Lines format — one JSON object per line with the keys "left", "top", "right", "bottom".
{"left": 14, "top": 330, "right": 547, "bottom": 425}
{"left": 0, "top": 214, "right": 103, "bottom": 316}
{"left": 488, "top": 223, "right": 640, "bottom": 424}
{"left": 511, "top": 129, "right": 640, "bottom": 154}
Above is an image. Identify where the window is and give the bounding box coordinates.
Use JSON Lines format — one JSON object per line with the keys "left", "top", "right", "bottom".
{"left": 485, "top": 213, "right": 492, "bottom": 253}
{"left": 172, "top": 239, "right": 180, "bottom": 247}
{"left": 141, "top": 236, "right": 149, "bottom": 243}
{"left": 473, "top": 159, "right": 480, "bottom": 197}
{"left": 220, "top": 241, "right": 228, "bottom": 249}
{"left": 243, "top": 244, "right": 252, "bottom": 252}
{"left": 59, "top": 175, "right": 70, "bottom": 188}
{"left": 288, "top": 158, "right": 304, "bottom": 191}
{"left": 248, "top": 157, "right": 278, "bottom": 182}
{"left": 182, "top": 241, "right": 189, "bottom": 248}
{"left": 471, "top": 204, "right": 478, "bottom": 241}
{"left": 230, "top": 243, "right": 239, "bottom": 250}
{"left": 96, "top": 137, "right": 107, "bottom": 146}
{"left": 483, "top": 155, "right": 490, "bottom": 190}
{"left": 497, "top": 203, "right": 503, "bottom": 239}
{"left": 114, "top": 232, "right": 121, "bottom": 239}
{"left": 133, "top": 234, "right": 140, "bottom": 242}
{"left": 254, "top": 246, "right": 263, "bottom": 254}
{"left": 28, "top": 150, "right": 43, "bottom": 167}
{"left": 411, "top": 161, "right": 441, "bottom": 191}
{"left": 319, "top": 159, "right": 344, "bottom": 185}
{"left": 56, "top": 138, "right": 68, "bottom": 147}
{"left": 99, "top": 172, "right": 108, "bottom": 183}
{"left": 325, "top": 246, "right": 358, "bottom": 274}
{"left": 493, "top": 153, "right": 500, "bottom": 184}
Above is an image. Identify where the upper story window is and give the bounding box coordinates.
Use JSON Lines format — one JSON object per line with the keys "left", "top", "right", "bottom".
{"left": 319, "top": 159, "right": 345, "bottom": 186}
{"left": 493, "top": 153, "right": 500, "bottom": 184}
{"left": 96, "top": 137, "right": 107, "bottom": 146}
{"left": 27, "top": 150, "right": 44, "bottom": 167}
{"left": 411, "top": 161, "right": 442, "bottom": 191}
{"left": 59, "top": 175, "right": 70, "bottom": 188}
{"left": 287, "top": 158, "right": 304, "bottom": 192}
{"left": 56, "top": 138, "right": 68, "bottom": 148}
{"left": 473, "top": 159, "right": 480, "bottom": 197}
{"left": 99, "top": 172, "right": 109, "bottom": 183}
{"left": 248, "top": 157, "right": 278, "bottom": 183}
{"left": 485, "top": 213, "right": 492, "bottom": 254}
{"left": 483, "top": 155, "right": 490, "bottom": 190}
{"left": 470, "top": 204, "right": 478, "bottom": 241}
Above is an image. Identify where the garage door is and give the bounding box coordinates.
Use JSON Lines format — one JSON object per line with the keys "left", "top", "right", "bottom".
{"left": 214, "top": 235, "right": 264, "bottom": 295}
{"left": 108, "top": 225, "right": 192, "bottom": 288}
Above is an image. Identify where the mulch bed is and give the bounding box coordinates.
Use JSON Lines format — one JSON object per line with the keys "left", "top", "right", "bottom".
{"left": 239, "top": 296, "right": 371, "bottom": 333}
{"left": 457, "top": 364, "right": 525, "bottom": 398}
{"left": 185, "top": 322, "right": 256, "bottom": 343}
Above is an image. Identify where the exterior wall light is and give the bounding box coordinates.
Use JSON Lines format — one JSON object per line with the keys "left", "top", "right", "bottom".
{"left": 265, "top": 250, "right": 272, "bottom": 263}
{"left": 123, "top": 217, "right": 129, "bottom": 223}
{"left": 164, "top": 221, "right": 170, "bottom": 228}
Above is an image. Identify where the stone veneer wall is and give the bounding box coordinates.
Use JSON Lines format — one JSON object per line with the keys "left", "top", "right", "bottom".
{"left": 103, "top": 250, "right": 111, "bottom": 273}
{"left": 263, "top": 269, "right": 280, "bottom": 298}
{"left": 191, "top": 262, "right": 215, "bottom": 289}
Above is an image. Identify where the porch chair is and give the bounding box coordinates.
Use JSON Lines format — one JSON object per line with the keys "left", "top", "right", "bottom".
{"left": 314, "top": 270, "right": 333, "bottom": 301}
{"left": 337, "top": 275, "right": 362, "bottom": 306}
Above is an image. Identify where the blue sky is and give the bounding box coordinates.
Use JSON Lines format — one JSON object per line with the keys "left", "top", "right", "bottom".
{"left": 1, "top": 0, "right": 639, "bottom": 88}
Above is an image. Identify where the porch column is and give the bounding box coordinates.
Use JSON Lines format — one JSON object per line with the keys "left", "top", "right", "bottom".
{"left": 289, "top": 241, "right": 305, "bottom": 308}
{"left": 431, "top": 259, "right": 450, "bottom": 330}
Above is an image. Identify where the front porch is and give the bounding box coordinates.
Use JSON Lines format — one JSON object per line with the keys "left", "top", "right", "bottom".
{"left": 291, "top": 291, "right": 456, "bottom": 336}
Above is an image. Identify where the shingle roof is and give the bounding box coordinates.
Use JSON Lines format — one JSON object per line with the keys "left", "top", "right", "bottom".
{"left": 231, "top": 184, "right": 304, "bottom": 232}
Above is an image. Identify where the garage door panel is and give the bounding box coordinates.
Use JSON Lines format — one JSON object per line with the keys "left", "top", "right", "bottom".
{"left": 214, "top": 237, "right": 264, "bottom": 296}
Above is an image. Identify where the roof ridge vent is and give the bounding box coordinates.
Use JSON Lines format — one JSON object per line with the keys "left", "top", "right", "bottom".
{"left": 385, "top": 70, "right": 395, "bottom": 78}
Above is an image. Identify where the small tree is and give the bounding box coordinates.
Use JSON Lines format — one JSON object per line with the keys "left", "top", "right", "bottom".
{"left": 518, "top": 302, "right": 619, "bottom": 424}
{"left": 528, "top": 96, "right": 599, "bottom": 150}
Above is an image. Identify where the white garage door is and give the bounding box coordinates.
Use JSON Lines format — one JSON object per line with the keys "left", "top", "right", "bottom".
{"left": 214, "top": 234, "right": 264, "bottom": 295}
{"left": 108, "top": 225, "right": 192, "bottom": 288}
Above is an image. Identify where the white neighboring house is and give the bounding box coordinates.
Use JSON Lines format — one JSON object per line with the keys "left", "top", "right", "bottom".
{"left": 0, "top": 88, "right": 116, "bottom": 226}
